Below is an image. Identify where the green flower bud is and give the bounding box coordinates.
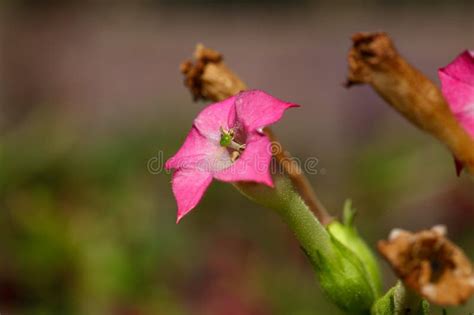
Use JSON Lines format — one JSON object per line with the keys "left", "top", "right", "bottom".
{"left": 327, "top": 200, "right": 382, "bottom": 298}
{"left": 313, "top": 229, "right": 378, "bottom": 314}
{"left": 372, "top": 281, "right": 430, "bottom": 315}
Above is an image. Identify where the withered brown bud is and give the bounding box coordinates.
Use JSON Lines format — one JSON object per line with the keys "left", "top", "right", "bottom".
{"left": 346, "top": 32, "right": 474, "bottom": 174}
{"left": 378, "top": 225, "right": 474, "bottom": 305}
{"left": 180, "top": 44, "right": 246, "bottom": 102}
{"left": 346, "top": 32, "right": 398, "bottom": 86}
{"left": 193, "top": 44, "right": 223, "bottom": 63}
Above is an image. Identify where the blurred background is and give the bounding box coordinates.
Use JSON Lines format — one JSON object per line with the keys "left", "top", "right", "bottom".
{"left": 1, "top": 1, "right": 473, "bottom": 314}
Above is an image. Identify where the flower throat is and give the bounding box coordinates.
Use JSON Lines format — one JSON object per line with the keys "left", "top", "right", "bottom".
{"left": 219, "top": 127, "right": 246, "bottom": 161}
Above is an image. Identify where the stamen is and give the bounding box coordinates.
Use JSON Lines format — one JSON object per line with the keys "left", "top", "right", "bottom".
{"left": 231, "top": 151, "right": 240, "bottom": 162}
{"left": 219, "top": 126, "right": 245, "bottom": 161}
{"left": 229, "top": 141, "right": 245, "bottom": 151}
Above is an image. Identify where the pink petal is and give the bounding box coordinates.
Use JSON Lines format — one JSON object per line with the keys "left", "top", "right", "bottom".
{"left": 439, "top": 53, "right": 474, "bottom": 137}
{"left": 213, "top": 134, "right": 273, "bottom": 187}
{"left": 439, "top": 51, "right": 474, "bottom": 86}
{"left": 439, "top": 72, "right": 474, "bottom": 114}
{"left": 456, "top": 109, "right": 474, "bottom": 137}
{"left": 234, "top": 90, "right": 298, "bottom": 132}
{"left": 171, "top": 168, "right": 213, "bottom": 223}
{"left": 194, "top": 95, "right": 237, "bottom": 143}
{"left": 166, "top": 127, "right": 231, "bottom": 171}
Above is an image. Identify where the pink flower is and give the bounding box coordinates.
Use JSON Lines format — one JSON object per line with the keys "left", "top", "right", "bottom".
{"left": 165, "top": 90, "right": 298, "bottom": 222}
{"left": 439, "top": 50, "right": 474, "bottom": 137}
{"left": 439, "top": 51, "right": 474, "bottom": 175}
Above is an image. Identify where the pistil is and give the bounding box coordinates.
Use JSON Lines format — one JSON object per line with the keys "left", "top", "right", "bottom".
{"left": 219, "top": 127, "right": 246, "bottom": 158}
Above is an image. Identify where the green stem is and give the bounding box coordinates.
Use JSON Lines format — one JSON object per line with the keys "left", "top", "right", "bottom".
{"left": 234, "top": 174, "right": 378, "bottom": 314}
{"left": 372, "top": 281, "right": 429, "bottom": 315}
{"left": 273, "top": 188, "right": 333, "bottom": 260}
{"left": 234, "top": 174, "right": 333, "bottom": 260}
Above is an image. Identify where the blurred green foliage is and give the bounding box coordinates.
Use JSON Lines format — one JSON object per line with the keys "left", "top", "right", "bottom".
{"left": 1, "top": 108, "right": 472, "bottom": 315}
{"left": 0, "top": 110, "right": 345, "bottom": 314}
{"left": 0, "top": 0, "right": 473, "bottom": 313}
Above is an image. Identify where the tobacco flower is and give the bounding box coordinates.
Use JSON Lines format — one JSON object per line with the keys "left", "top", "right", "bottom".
{"left": 166, "top": 90, "right": 297, "bottom": 222}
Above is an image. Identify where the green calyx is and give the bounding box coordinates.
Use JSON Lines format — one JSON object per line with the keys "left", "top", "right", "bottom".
{"left": 372, "top": 281, "right": 430, "bottom": 315}
{"left": 327, "top": 200, "right": 383, "bottom": 300}
{"left": 310, "top": 236, "right": 376, "bottom": 315}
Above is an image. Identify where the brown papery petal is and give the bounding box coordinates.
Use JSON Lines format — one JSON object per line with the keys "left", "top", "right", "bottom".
{"left": 378, "top": 225, "right": 474, "bottom": 305}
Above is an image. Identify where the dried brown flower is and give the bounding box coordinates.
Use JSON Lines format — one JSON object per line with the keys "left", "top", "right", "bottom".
{"left": 346, "top": 32, "right": 474, "bottom": 175}
{"left": 180, "top": 44, "right": 246, "bottom": 102}
{"left": 378, "top": 225, "right": 474, "bottom": 305}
